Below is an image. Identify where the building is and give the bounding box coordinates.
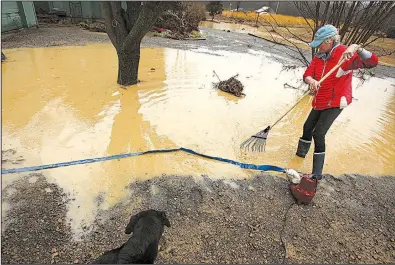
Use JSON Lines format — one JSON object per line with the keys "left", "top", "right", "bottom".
{"left": 33, "top": 1, "right": 105, "bottom": 21}
{"left": 1, "top": 1, "right": 38, "bottom": 32}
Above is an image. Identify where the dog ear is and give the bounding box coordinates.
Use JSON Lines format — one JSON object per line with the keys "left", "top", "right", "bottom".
{"left": 160, "top": 212, "right": 171, "bottom": 228}
{"left": 125, "top": 213, "right": 140, "bottom": 234}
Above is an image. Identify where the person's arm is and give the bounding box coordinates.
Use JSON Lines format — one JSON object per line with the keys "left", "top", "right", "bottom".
{"left": 340, "top": 44, "right": 379, "bottom": 71}
{"left": 303, "top": 58, "right": 320, "bottom": 93}
{"left": 303, "top": 57, "right": 316, "bottom": 83}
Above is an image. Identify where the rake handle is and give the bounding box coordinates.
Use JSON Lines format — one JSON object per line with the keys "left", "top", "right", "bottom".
{"left": 317, "top": 58, "right": 346, "bottom": 85}
{"left": 270, "top": 58, "right": 346, "bottom": 129}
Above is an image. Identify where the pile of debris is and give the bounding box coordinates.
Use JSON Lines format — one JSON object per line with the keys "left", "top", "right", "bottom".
{"left": 36, "top": 8, "right": 68, "bottom": 24}
{"left": 36, "top": 13, "right": 59, "bottom": 24}
{"left": 152, "top": 27, "right": 202, "bottom": 40}
{"left": 153, "top": 2, "right": 206, "bottom": 40}
{"left": 213, "top": 74, "right": 245, "bottom": 97}
{"left": 79, "top": 20, "right": 106, "bottom": 33}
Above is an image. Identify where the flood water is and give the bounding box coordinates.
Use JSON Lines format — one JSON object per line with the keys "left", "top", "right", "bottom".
{"left": 200, "top": 21, "right": 309, "bottom": 47}
{"left": 2, "top": 43, "right": 394, "bottom": 237}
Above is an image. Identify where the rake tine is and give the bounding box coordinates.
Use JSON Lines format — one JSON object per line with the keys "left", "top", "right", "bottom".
{"left": 256, "top": 140, "right": 261, "bottom": 153}
{"left": 251, "top": 139, "right": 258, "bottom": 152}
{"left": 248, "top": 140, "right": 254, "bottom": 152}
{"left": 240, "top": 139, "right": 247, "bottom": 149}
{"left": 240, "top": 138, "right": 251, "bottom": 150}
{"left": 241, "top": 137, "right": 254, "bottom": 151}
{"left": 249, "top": 140, "right": 254, "bottom": 152}
{"left": 249, "top": 126, "right": 270, "bottom": 152}
{"left": 249, "top": 140, "right": 255, "bottom": 152}
{"left": 248, "top": 139, "right": 255, "bottom": 151}
{"left": 254, "top": 139, "right": 262, "bottom": 153}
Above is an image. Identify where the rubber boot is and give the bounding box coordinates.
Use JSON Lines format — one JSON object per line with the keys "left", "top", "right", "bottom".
{"left": 296, "top": 138, "right": 311, "bottom": 158}
{"left": 312, "top": 152, "right": 325, "bottom": 180}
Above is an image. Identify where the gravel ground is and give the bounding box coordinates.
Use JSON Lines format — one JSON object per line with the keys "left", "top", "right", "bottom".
{"left": 2, "top": 24, "right": 395, "bottom": 79}
{"left": 2, "top": 24, "right": 395, "bottom": 264}
{"left": 2, "top": 171, "right": 395, "bottom": 264}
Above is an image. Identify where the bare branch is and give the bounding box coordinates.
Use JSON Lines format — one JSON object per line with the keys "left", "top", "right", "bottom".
{"left": 293, "top": 2, "right": 314, "bottom": 32}
{"left": 126, "top": 1, "right": 142, "bottom": 29}
{"left": 364, "top": 36, "right": 383, "bottom": 47}
{"left": 339, "top": 1, "right": 360, "bottom": 40}
{"left": 101, "top": 2, "right": 118, "bottom": 49}
{"left": 266, "top": 14, "right": 309, "bottom": 44}
{"left": 110, "top": 1, "right": 128, "bottom": 44}
{"left": 123, "top": 2, "right": 166, "bottom": 49}
{"left": 257, "top": 19, "right": 309, "bottom": 66}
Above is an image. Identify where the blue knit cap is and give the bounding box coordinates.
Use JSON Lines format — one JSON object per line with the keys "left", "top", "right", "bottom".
{"left": 309, "top": 25, "right": 338, "bottom": 48}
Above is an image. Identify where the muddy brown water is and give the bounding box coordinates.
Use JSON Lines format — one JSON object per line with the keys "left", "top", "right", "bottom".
{"left": 2, "top": 43, "right": 394, "bottom": 237}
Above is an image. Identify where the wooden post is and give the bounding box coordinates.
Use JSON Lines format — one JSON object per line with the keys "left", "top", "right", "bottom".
{"left": 255, "top": 12, "right": 259, "bottom": 26}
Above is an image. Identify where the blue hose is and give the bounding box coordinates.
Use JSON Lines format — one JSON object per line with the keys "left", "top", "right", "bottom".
{"left": 1, "top": 147, "right": 286, "bottom": 175}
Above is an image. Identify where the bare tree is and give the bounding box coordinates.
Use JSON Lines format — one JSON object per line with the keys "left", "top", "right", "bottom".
{"left": 259, "top": 1, "right": 395, "bottom": 66}
{"left": 156, "top": 2, "right": 206, "bottom": 39}
{"left": 101, "top": 1, "right": 173, "bottom": 86}
{"left": 206, "top": 1, "right": 223, "bottom": 21}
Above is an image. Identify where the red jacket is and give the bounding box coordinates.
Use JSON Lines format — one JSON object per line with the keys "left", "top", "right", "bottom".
{"left": 303, "top": 44, "right": 378, "bottom": 110}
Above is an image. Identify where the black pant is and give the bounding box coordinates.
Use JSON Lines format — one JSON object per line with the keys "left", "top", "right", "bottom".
{"left": 301, "top": 108, "right": 343, "bottom": 153}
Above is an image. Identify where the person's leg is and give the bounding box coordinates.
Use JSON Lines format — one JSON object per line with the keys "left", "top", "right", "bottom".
{"left": 312, "top": 107, "right": 343, "bottom": 176}
{"left": 296, "top": 109, "right": 321, "bottom": 158}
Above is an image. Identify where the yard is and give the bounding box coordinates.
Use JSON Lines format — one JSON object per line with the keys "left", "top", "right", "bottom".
{"left": 1, "top": 24, "right": 395, "bottom": 264}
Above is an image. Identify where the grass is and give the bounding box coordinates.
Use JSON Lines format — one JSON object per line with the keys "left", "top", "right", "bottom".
{"left": 222, "top": 11, "right": 313, "bottom": 27}
{"left": 190, "top": 30, "right": 202, "bottom": 38}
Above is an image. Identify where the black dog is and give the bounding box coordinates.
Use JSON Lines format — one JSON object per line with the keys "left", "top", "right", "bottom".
{"left": 91, "top": 209, "right": 171, "bottom": 264}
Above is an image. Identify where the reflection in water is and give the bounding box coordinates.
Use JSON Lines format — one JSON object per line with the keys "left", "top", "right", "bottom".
{"left": 2, "top": 43, "right": 394, "bottom": 237}
{"left": 200, "top": 21, "right": 261, "bottom": 34}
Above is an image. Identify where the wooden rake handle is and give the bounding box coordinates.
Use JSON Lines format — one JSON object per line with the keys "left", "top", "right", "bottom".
{"left": 270, "top": 58, "right": 346, "bottom": 128}
{"left": 300, "top": 57, "right": 346, "bottom": 98}
{"left": 317, "top": 57, "right": 346, "bottom": 85}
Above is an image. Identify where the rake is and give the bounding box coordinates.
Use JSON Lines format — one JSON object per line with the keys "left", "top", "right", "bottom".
{"left": 240, "top": 57, "right": 346, "bottom": 152}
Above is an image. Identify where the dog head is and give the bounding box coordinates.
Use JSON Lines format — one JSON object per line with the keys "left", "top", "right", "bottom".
{"left": 125, "top": 209, "right": 171, "bottom": 234}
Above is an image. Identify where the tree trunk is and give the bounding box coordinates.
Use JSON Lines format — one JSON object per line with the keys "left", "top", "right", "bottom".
{"left": 117, "top": 44, "right": 141, "bottom": 86}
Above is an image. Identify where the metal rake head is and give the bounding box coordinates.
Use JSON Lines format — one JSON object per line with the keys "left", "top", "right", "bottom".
{"left": 240, "top": 126, "right": 271, "bottom": 152}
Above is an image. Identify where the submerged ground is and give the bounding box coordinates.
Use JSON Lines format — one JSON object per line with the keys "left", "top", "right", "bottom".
{"left": 1, "top": 24, "right": 395, "bottom": 264}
